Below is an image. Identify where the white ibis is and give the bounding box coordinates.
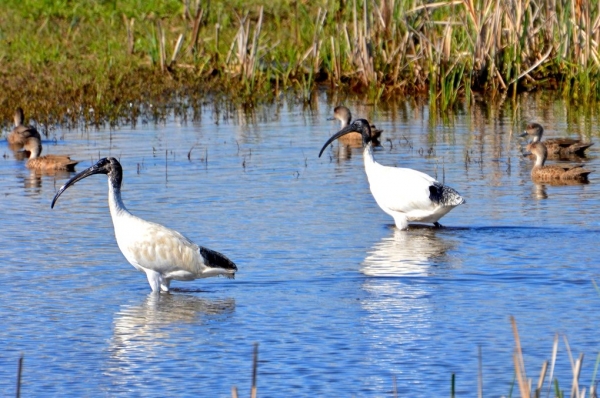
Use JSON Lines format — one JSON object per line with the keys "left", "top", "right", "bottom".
{"left": 520, "top": 123, "right": 593, "bottom": 157}
{"left": 524, "top": 141, "right": 592, "bottom": 183}
{"left": 7, "top": 107, "right": 42, "bottom": 150}
{"left": 51, "top": 157, "right": 238, "bottom": 292}
{"left": 24, "top": 137, "right": 79, "bottom": 171}
{"left": 328, "top": 106, "right": 383, "bottom": 146}
{"left": 319, "top": 119, "right": 465, "bottom": 229}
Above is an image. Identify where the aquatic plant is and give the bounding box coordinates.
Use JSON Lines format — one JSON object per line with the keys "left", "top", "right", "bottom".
{"left": 2, "top": 0, "right": 600, "bottom": 127}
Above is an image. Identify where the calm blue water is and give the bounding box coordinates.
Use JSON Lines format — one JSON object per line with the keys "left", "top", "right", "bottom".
{"left": 1, "top": 92, "right": 599, "bottom": 397}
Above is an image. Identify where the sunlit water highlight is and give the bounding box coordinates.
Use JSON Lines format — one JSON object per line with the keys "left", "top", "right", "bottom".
{"left": 1, "top": 92, "right": 599, "bottom": 396}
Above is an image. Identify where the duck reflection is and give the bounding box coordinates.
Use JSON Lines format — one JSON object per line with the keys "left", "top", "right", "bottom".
{"left": 19, "top": 168, "right": 75, "bottom": 191}
{"left": 361, "top": 228, "right": 455, "bottom": 277}
{"left": 8, "top": 147, "right": 31, "bottom": 160}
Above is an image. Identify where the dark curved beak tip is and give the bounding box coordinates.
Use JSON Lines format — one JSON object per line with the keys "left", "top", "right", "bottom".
{"left": 519, "top": 132, "right": 528, "bottom": 137}
{"left": 326, "top": 116, "right": 335, "bottom": 121}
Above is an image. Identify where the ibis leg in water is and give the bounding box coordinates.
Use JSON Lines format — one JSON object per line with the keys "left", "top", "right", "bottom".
{"left": 319, "top": 119, "right": 465, "bottom": 230}
{"left": 51, "top": 157, "right": 238, "bottom": 292}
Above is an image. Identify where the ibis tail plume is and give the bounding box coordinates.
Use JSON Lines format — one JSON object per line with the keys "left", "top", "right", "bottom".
{"left": 319, "top": 119, "right": 465, "bottom": 230}
{"left": 51, "top": 157, "right": 237, "bottom": 292}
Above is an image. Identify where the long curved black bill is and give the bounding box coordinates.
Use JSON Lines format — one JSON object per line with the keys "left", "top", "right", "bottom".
{"left": 318, "top": 125, "right": 359, "bottom": 158}
{"left": 51, "top": 163, "right": 101, "bottom": 208}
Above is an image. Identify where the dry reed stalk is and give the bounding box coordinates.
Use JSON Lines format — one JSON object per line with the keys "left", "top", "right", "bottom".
{"left": 182, "top": 0, "right": 190, "bottom": 21}
{"left": 251, "top": 343, "right": 258, "bottom": 398}
{"left": 511, "top": 316, "right": 531, "bottom": 398}
{"left": 535, "top": 360, "right": 548, "bottom": 396}
{"left": 186, "top": 6, "right": 204, "bottom": 55}
{"left": 478, "top": 345, "right": 483, "bottom": 398}
{"left": 571, "top": 353, "right": 584, "bottom": 398}
{"left": 123, "top": 14, "right": 135, "bottom": 55}
{"left": 171, "top": 34, "right": 185, "bottom": 66}
{"left": 330, "top": 36, "right": 340, "bottom": 82}
{"left": 156, "top": 20, "right": 166, "bottom": 72}
{"left": 316, "top": 9, "right": 327, "bottom": 72}
{"left": 247, "top": 6, "right": 264, "bottom": 80}
{"left": 16, "top": 354, "right": 23, "bottom": 398}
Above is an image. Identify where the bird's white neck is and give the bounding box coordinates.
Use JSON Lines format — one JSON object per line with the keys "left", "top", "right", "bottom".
{"left": 108, "top": 179, "right": 130, "bottom": 218}
{"left": 363, "top": 142, "right": 377, "bottom": 171}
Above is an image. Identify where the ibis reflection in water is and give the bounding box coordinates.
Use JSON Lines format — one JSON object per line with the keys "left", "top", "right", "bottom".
{"left": 51, "top": 157, "right": 238, "bottom": 293}
{"left": 319, "top": 119, "right": 465, "bottom": 230}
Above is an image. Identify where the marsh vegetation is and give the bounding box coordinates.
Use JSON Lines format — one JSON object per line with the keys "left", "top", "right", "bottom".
{"left": 2, "top": 0, "right": 600, "bottom": 128}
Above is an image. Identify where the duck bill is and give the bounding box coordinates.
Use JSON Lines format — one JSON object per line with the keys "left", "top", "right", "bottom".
{"left": 318, "top": 125, "right": 359, "bottom": 157}
{"left": 51, "top": 163, "right": 103, "bottom": 208}
{"left": 519, "top": 131, "right": 528, "bottom": 138}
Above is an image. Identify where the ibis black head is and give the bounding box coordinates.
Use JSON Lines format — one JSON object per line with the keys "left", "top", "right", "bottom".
{"left": 51, "top": 157, "right": 123, "bottom": 208}
{"left": 318, "top": 118, "right": 373, "bottom": 157}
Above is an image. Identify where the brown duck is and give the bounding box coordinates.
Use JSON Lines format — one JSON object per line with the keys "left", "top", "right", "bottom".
{"left": 7, "top": 107, "right": 42, "bottom": 150}
{"left": 329, "top": 106, "right": 382, "bottom": 147}
{"left": 521, "top": 123, "right": 593, "bottom": 157}
{"left": 23, "top": 137, "right": 79, "bottom": 172}
{"left": 525, "top": 141, "right": 592, "bottom": 183}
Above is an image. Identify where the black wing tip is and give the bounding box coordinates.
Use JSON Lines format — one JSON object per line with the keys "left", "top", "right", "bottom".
{"left": 429, "top": 183, "right": 465, "bottom": 206}
{"left": 200, "top": 246, "right": 238, "bottom": 271}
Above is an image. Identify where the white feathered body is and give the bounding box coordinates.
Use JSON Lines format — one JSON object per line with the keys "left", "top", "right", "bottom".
{"left": 108, "top": 182, "right": 234, "bottom": 291}
{"left": 363, "top": 145, "right": 464, "bottom": 229}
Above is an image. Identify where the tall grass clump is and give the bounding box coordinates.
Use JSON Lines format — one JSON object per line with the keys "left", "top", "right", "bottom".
{"left": 2, "top": 0, "right": 600, "bottom": 126}
{"left": 510, "top": 316, "right": 600, "bottom": 398}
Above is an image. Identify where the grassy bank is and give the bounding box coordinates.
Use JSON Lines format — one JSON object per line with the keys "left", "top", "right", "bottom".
{"left": 1, "top": 0, "right": 600, "bottom": 127}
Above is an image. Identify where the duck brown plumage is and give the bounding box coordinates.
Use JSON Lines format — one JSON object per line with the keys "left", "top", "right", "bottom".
{"left": 521, "top": 123, "right": 593, "bottom": 157}
{"left": 330, "top": 106, "right": 382, "bottom": 147}
{"left": 526, "top": 141, "right": 592, "bottom": 183}
{"left": 24, "top": 137, "right": 79, "bottom": 172}
{"left": 7, "top": 107, "right": 42, "bottom": 149}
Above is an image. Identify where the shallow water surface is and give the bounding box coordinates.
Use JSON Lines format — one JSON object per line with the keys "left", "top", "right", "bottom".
{"left": 1, "top": 93, "right": 599, "bottom": 396}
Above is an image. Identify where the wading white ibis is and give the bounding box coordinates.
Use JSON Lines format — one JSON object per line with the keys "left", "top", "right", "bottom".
{"left": 520, "top": 123, "right": 593, "bottom": 157}
{"left": 7, "top": 107, "right": 41, "bottom": 150}
{"left": 319, "top": 119, "right": 465, "bottom": 229}
{"left": 51, "top": 157, "right": 238, "bottom": 292}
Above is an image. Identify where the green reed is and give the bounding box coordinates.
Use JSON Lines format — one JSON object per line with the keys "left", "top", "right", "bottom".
{"left": 2, "top": 0, "right": 600, "bottom": 126}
